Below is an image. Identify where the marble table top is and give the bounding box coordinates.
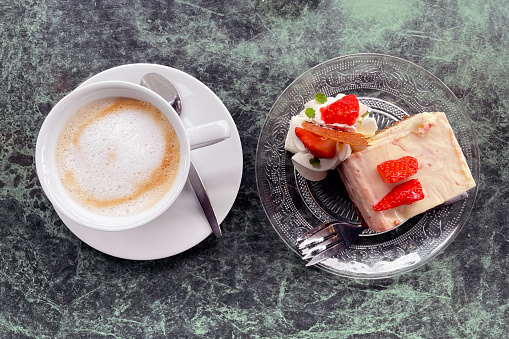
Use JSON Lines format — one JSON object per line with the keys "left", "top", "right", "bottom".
{"left": 1, "top": 0, "right": 508, "bottom": 338}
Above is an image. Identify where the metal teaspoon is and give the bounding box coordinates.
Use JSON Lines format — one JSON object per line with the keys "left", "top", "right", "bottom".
{"left": 140, "top": 73, "right": 222, "bottom": 238}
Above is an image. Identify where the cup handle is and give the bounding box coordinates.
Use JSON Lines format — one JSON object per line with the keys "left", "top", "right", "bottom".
{"left": 187, "top": 120, "right": 231, "bottom": 150}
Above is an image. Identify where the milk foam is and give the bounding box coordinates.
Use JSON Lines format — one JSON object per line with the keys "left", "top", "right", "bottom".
{"left": 56, "top": 97, "right": 180, "bottom": 217}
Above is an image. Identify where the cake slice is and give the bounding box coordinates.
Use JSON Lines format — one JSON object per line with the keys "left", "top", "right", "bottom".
{"left": 338, "top": 112, "right": 476, "bottom": 233}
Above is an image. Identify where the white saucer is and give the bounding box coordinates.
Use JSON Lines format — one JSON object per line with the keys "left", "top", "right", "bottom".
{"left": 54, "top": 63, "right": 243, "bottom": 260}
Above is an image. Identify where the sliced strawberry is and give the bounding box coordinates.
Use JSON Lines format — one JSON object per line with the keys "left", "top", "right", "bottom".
{"left": 295, "top": 127, "right": 337, "bottom": 158}
{"left": 373, "top": 179, "right": 424, "bottom": 211}
{"left": 377, "top": 156, "right": 419, "bottom": 183}
{"left": 320, "top": 95, "right": 360, "bottom": 126}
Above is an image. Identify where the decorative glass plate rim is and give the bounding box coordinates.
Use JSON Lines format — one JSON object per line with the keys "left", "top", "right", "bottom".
{"left": 255, "top": 53, "right": 480, "bottom": 279}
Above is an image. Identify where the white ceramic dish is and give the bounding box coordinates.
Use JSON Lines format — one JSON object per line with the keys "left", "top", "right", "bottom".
{"left": 54, "top": 63, "right": 243, "bottom": 260}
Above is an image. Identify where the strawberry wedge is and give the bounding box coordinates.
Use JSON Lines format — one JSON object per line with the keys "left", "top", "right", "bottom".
{"left": 373, "top": 179, "right": 424, "bottom": 211}
{"left": 295, "top": 127, "right": 337, "bottom": 159}
{"left": 320, "top": 95, "right": 360, "bottom": 126}
{"left": 377, "top": 156, "right": 419, "bottom": 183}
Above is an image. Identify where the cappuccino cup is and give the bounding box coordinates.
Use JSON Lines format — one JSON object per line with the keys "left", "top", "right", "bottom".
{"left": 36, "top": 81, "right": 231, "bottom": 231}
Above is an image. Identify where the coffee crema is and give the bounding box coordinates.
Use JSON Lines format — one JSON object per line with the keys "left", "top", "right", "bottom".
{"left": 55, "top": 97, "right": 180, "bottom": 217}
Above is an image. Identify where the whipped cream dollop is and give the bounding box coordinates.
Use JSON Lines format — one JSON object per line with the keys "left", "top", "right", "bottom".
{"left": 284, "top": 94, "right": 377, "bottom": 181}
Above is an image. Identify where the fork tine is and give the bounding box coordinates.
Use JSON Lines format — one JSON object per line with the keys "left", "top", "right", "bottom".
{"left": 297, "top": 223, "right": 337, "bottom": 249}
{"left": 296, "top": 221, "right": 333, "bottom": 242}
{"left": 306, "top": 241, "right": 348, "bottom": 266}
{"left": 303, "top": 223, "right": 366, "bottom": 267}
{"left": 301, "top": 234, "right": 340, "bottom": 259}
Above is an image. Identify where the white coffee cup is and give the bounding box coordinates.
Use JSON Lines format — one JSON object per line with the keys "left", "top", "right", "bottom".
{"left": 36, "top": 80, "right": 230, "bottom": 231}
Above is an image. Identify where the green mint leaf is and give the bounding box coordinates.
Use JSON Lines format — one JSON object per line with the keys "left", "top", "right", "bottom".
{"left": 315, "top": 93, "right": 327, "bottom": 104}
{"left": 305, "top": 108, "right": 316, "bottom": 118}
{"left": 309, "top": 157, "right": 320, "bottom": 167}
{"left": 359, "top": 110, "right": 370, "bottom": 128}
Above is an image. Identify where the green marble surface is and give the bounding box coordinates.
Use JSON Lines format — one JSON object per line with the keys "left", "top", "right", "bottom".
{"left": 1, "top": 0, "right": 508, "bottom": 338}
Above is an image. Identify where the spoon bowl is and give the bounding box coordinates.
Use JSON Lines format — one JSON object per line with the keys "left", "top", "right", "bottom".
{"left": 140, "top": 73, "right": 182, "bottom": 114}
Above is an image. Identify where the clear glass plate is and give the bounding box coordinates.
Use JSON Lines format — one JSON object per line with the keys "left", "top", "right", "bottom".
{"left": 255, "top": 53, "right": 480, "bottom": 279}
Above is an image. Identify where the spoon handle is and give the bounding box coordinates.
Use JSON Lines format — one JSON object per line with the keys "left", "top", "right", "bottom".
{"left": 188, "top": 162, "right": 222, "bottom": 238}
